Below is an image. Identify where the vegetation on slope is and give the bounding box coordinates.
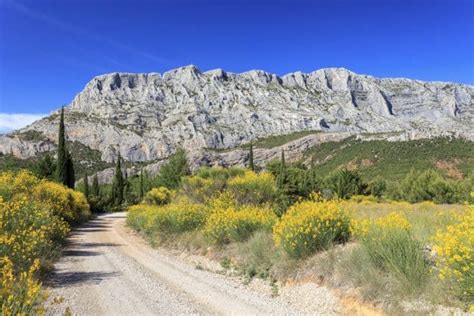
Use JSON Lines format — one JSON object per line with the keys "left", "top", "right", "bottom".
{"left": 305, "top": 136, "right": 474, "bottom": 181}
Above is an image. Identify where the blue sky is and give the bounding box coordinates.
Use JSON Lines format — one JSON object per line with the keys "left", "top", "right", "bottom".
{"left": 0, "top": 0, "right": 473, "bottom": 132}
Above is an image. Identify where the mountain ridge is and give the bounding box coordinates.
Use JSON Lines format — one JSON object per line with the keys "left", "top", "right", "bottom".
{"left": 1, "top": 66, "right": 473, "bottom": 175}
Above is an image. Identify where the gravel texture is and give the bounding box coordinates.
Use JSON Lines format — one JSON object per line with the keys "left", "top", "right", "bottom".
{"left": 46, "top": 212, "right": 343, "bottom": 315}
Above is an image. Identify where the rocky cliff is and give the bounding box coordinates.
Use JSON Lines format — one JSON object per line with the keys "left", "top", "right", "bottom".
{"left": 1, "top": 66, "right": 473, "bottom": 167}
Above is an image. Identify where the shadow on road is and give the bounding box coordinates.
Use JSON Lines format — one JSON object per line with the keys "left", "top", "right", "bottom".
{"left": 47, "top": 271, "right": 120, "bottom": 288}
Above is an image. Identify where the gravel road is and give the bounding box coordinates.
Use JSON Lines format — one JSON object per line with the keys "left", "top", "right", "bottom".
{"left": 46, "top": 212, "right": 342, "bottom": 315}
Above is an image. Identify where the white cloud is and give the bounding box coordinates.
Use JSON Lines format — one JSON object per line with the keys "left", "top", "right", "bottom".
{"left": 0, "top": 113, "right": 47, "bottom": 134}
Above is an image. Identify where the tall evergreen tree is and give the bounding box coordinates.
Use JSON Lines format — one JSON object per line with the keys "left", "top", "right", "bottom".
{"left": 277, "top": 149, "right": 287, "bottom": 189}
{"left": 56, "top": 108, "right": 67, "bottom": 185}
{"left": 248, "top": 144, "right": 255, "bottom": 171}
{"left": 65, "top": 151, "right": 75, "bottom": 189}
{"left": 139, "top": 168, "right": 145, "bottom": 199}
{"left": 112, "top": 152, "right": 124, "bottom": 205}
{"left": 92, "top": 173, "right": 100, "bottom": 197}
{"left": 83, "top": 171, "right": 89, "bottom": 198}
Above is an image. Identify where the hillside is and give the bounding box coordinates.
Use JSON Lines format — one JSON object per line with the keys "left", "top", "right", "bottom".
{"left": 304, "top": 136, "right": 474, "bottom": 181}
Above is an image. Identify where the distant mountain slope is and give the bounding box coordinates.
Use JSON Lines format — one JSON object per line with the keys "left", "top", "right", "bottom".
{"left": 0, "top": 66, "right": 473, "bottom": 172}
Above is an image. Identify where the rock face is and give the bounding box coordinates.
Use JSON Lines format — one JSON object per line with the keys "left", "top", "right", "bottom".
{"left": 1, "top": 66, "right": 473, "bottom": 165}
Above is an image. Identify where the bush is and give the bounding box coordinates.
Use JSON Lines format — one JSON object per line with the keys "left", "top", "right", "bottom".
{"left": 204, "top": 205, "right": 277, "bottom": 244}
{"left": 398, "top": 169, "right": 466, "bottom": 204}
{"left": 358, "top": 213, "right": 430, "bottom": 293}
{"left": 180, "top": 176, "right": 221, "bottom": 203}
{"left": 326, "top": 169, "right": 366, "bottom": 199}
{"left": 143, "top": 187, "right": 174, "bottom": 205}
{"left": 1, "top": 257, "right": 45, "bottom": 315}
{"left": 367, "top": 177, "right": 387, "bottom": 198}
{"left": 128, "top": 201, "right": 209, "bottom": 236}
{"left": 433, "top": 211, "right": 474, "bottom": 303}
{"left": 0, "top": 170, "right": 90, "bottom": 224}
{"left": 153, "top": 148, "right": 190, "bottom": 189}
{"left": 273, "top": 200, "right": 351, "bottom": 258}
{"left": 227, "top": 171, "right": 276, "bottom": 206}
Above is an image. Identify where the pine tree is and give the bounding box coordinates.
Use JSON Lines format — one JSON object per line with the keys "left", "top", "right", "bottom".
{"left": 92, "top": 173, "right": 100, "bottom": 197}
{"left": 248, "top": 144, "right": 255, "bottom": 171}
{"left": 139, "top": 168, "right": 145, "bottom": 199}
{"left": 34, "top": 154, "right": 56, "bottom": 180}
{"left": 112, "top": 152, "right": 124, "bottom": 205}
{"left": 65, "top": 151, "right": 75, "bottom": 189}
{"left": 56, "top": 108, "right": 67, "bottom": 185}
{"left": 154, "top": 148, "right": 190, "bottom": 189}
{"left": 84, "top": 171, "right": 89, "bottom": 198}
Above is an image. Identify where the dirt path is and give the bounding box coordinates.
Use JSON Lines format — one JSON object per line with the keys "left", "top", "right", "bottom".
{"left": 46, "top": 212, "right": 342, "bottom": 315}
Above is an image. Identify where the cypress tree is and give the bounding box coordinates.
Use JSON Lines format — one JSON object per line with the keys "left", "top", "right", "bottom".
{"left": 277, "top": 149, "right": 287, "bottom": 189}
{"left": 56, "top": 108, "right": 67, "bottom": 185}
{"left": 65, "top": 151, "right": 75, "bottom": 189}
{"left": 112, "top": 152, "right": 124, "bottom": 205}
{"left": 84, "top": 171, "right": 89, "bottom": 198}
{"left": 248, "top": 144, "right": 255, "bottom": 171}
{"left": 92, "top": 173, "right": 100, "bottom": 197}
{"left": 139, "top": 168, "right": 145, "bottom": 199}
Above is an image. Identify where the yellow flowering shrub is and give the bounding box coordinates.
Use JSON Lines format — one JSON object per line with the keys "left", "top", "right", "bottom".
{"left": 273, "top": 200, "right": 351, "bottom": 258}
{"left": 0, "top": 170, "right": 90, "bottom": 313}
{"left": 227, "top": 171, "right": 276, "bottom": 205}
{"left": 180, "top": 176, "right": 221, "bottom": 203}
{"left": 0, "top": 170, "right": 90, "bottom": 224}
{"left": 204, "top": 205, "right": 277, "bottom": 244}
{"left": 433, "top": 210, "right": 474, "bottom": 302}
{"left": 128, "top": 201, "right": 209, "bottom": 235}
{"left": 1, "top": 257, "right": 45, "bottom": 316}
{"left": 143, "top": 187, "right": 175, "bottom": 205}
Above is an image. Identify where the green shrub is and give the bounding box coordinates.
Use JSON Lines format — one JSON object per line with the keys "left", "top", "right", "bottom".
{"left": 326, "top": 169, "right": 366, "bottom": 199}
{"left": 359, "top": 214, "right": 430, "bottom": 294}
{"left": 399, "top": 169, "right": 466, "bottom": 204}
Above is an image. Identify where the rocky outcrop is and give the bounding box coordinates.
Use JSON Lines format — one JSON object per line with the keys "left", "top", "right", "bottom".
{"left": 1, "top": 66, "right": 473, "bottom": 165}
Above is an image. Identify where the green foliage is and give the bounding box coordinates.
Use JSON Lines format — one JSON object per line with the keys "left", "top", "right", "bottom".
{"left": 139, "top": 169, "right": 145, "bottom": 199}
{"left": 56, "top": 108, "right": 67, "bottom": 185}
{"left": 253, "top": 130, "right": 321, "bottom": 149}
{"left": 153, "top": 148, "right": 190, "bottom": 189}
{"left": 65, "top": 151, "right": 75, "bottom": 189}
{"left": 92, "top": 173, "right": 100, "bottom": 197}
{"left": 111, "top": 152, "right": 124, "bottom": 206}
{"left": 305, "top": 136, "right": 474, "bottom": 182}
{"left": 32, "top": 154, "right": 56, "bottom": 180}
{"left": 359, "top": 223, "right": 430, "bottom": 295}
{"left": 83, "top": 172, "right": 89, "bottom": 199}
{"left": 396, "top": 169, "right": 467, "bottom": 203}
{"left": 367, "top": 177, "right": 387, "bottom": 198}
{"left": 326, "top": 169, "right": 366, "bottom": 199}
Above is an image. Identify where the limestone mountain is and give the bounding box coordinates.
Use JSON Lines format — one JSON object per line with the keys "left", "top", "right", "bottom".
{"left": 1, "top": 65, "right": 473, "bottom": 179}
